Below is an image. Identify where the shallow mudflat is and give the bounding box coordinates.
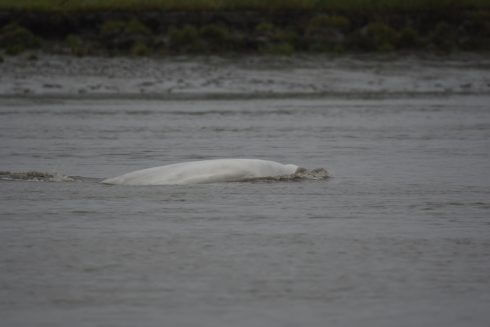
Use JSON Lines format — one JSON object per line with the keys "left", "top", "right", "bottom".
{"left": 1, "top": 55, "right": 490, "bottom": 327}
{"left": 1, "top": 53, "right": 489, "bottom": 97}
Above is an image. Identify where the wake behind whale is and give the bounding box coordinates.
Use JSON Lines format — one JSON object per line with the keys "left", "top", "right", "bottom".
{"left": 0, "top": 171, "right": 76, "bottom": 182}
{"left": 1, "top": 159, "right": 328, "bottom": 185}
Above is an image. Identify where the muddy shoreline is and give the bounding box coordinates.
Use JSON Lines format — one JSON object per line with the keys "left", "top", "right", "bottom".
{"left": 1, "top": 53, "right": 489, "bottom": 98}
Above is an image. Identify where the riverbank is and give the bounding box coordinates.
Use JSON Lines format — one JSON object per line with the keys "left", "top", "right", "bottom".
{"left": 1, "top": 53, "right": 489, "bottom": 98}
{"left": 0, "top": 7, "right": 489, "bottom": 57}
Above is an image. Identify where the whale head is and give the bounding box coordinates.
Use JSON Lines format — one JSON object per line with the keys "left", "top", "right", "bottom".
{"left": 284, "top": 164, "right": 300, "bottom": 175}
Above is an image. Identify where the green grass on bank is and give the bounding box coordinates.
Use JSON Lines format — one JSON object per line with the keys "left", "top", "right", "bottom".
{"left": 0, "top": 0, "right": 489, "bottom": 12}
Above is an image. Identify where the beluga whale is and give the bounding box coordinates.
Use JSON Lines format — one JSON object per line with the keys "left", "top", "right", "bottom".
{"left": 101, "top": 159, "right": 328, "bottom": 185}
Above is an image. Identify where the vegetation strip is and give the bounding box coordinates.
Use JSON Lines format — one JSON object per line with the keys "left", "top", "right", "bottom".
{"left": 1, "top": 0, "right": 490, "bottom": 11}
{"left": 0, "top": 4, "right": 489, "bottom": 57}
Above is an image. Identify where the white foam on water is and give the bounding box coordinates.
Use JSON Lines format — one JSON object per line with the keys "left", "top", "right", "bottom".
{"left": 0, "top": 171, "right": 75, "bottom": 182}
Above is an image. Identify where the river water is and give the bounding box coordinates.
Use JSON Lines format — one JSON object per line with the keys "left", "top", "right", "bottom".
{"left": 1, "top": 94, "right": 489, "bottom": 326}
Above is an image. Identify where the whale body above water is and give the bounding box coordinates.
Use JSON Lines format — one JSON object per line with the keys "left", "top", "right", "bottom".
{"left": 102, "top": 159, "right": 314, "bottom": 185}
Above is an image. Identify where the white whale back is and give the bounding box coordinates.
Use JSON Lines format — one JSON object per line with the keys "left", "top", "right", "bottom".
{"left": 102, "top": 159, "right": 299, "bottom": 185}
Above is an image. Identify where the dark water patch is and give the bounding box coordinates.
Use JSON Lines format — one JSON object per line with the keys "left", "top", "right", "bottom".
{"left": 123, "top": 109, "right": 157, "bottom": 116}
{"left": 0, "top": 108, "right": 297, "bottom": 117}
{"left": 423, "top": 201, "right": 490, "bottom": 210}
{"left": 0, "top": 109, "right": 117, "bottom": 116}
{"left": 166, "top": 109, "right": 294, "bottom": 116}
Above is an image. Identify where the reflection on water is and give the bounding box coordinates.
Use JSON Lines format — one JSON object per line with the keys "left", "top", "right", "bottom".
{"left": 1, "top": 95, "right": 489, "bottom": 327}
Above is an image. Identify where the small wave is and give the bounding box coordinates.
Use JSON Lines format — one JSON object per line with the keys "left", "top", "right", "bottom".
{"left": 296, "top": 167, "right": 329, "bottom": 180}
{"left": 0, "top": 171, "right": 75, "bottom": 182}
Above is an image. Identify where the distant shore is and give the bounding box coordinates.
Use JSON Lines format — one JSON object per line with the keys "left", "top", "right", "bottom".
{"left": 1, "top": 53, "right": 489, "bottom": 98}
{"left": 0, "top": 6, "right": 489, "bottom": 58}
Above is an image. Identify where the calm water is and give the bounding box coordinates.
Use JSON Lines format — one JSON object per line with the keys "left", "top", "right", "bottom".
{"left": 1, "top": 95, "right": 489, "bottom": 326}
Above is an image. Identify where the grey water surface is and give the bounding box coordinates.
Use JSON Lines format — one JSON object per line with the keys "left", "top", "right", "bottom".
{"left": 1, "top": 95, "right": 489, "bottom": 326}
